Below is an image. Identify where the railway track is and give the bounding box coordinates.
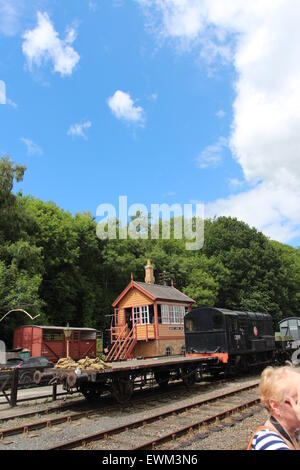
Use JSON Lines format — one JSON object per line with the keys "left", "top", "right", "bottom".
{"left": 47, "top": 382, "right": 260, "bottom": 450}
{"left": 0, "top": 390, "right": 81, "bottom": 407}
{"left": 0, "top": 372, "right": 236, "bottom": 426}
{"left": 0, "top": 377, "right": 230, "bottom": 437}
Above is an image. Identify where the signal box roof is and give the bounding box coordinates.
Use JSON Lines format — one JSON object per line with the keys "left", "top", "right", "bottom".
{"left": 112, "top": 280, "right": 194, "bottom": 307}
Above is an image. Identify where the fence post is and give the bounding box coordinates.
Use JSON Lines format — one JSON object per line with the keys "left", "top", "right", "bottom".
{"left": 10, "top": 368, "right": 19, "bottom": 407}
{"left": 52, "top": 384, "right": 57, "bottom": 401}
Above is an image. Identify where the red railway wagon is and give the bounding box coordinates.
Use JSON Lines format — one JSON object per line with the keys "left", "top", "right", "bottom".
{"left": 13, "top": 326, "right": 97, "bottom": 363}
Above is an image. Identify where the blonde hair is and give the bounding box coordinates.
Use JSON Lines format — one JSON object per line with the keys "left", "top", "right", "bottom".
{"left": 259, "top": 365, "right": 298, "bottom": 412}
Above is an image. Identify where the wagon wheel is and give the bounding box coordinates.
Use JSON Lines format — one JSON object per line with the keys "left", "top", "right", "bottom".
{"left": 20, "top": 373, "right": 32, "bottom": 389}
{"left": 154, "top": 371, "right": 170, "bottom": 389}
{"left": 111, "top": 377, "right": 134, "bottom": 404}
{"left": 80, "top": 385, "right": 103, "bottom": 402}
{"left": 182, "top": 368, "right": 196, "bottom": 387}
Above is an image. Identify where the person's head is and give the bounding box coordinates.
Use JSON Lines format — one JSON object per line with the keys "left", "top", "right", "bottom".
{"left": 259, "top": 365, "right": 300, "bottom": 431}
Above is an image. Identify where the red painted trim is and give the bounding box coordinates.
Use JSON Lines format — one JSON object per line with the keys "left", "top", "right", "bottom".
{"left": 158, "top": 336, "right": 185, "bottom": 340}
{"left": 154, "top": 302, "right": 159, "bottom": 339}
{"left": 185, "top": 352, "right": 229, "bottom": 364}
{"left": 156, "top": 300, "right": 194, "bottom": 305}
{"left": 112, "top": 281, "right": 156, "bottom": 307}
{"left": 112, "top": 282, "right": 134, "bottom": 307}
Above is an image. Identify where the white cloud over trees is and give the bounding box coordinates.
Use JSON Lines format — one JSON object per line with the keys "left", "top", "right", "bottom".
{"left": 139, "top": 0, "right": 300, "bottom": 242}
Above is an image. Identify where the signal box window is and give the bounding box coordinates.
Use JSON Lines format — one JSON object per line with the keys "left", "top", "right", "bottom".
{"left": 133, "top": 306, "right": 150, "bottom": 325}
{"left": 160, "top": 304, "right": 186, "bottom": 324}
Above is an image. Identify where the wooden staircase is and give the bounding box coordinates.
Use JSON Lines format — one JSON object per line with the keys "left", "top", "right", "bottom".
{"left": 106, "top": 325, "right": 137, "bottom": 362}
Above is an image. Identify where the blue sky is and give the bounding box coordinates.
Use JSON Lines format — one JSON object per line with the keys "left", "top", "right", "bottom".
{"left": 0, "top": 1, "right": 299, "bottom": 246}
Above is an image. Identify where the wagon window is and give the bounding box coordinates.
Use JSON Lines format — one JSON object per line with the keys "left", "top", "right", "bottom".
{"left": 42, "top": 332, "right": 63, "bottom": 341}
{"left": 289, "top": 319, "right": 299, "bottom": 331}
{"left": 81, "top": 331, "right": 96, "bottom": 340}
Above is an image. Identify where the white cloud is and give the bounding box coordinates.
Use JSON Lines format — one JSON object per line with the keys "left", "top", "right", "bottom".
{"left": 206, "top": 181, "right": 300, "bottom": 243}
{"left": 0, "top": 80, "right": 6, "bottom": 104}
{"left": 21, "top": 138, "right": 43, "bottom": 156}
{"left": 139, "top": 0, "right": 300, "bottom": 243}
{"left": 68, "top": 121, "right": 92, "bottom": 140}
{"left": 216, "top": 109, "right": 225, "bottom": 118}
{"left": 22, "top": 11, "right": 80, "bottom": 77}
{"left": 0, "top": 0, "right": 22, "bottom": 36}
{"left": 6, "top": 98, "right": 17, "bottom": 109}
{"left": 0, "top": 80, "right": 17, "bottom": 108}
{"left": 88, "top": 1, "right": 98, "bottom": 12}
{"left": 108, "top": 90, "right": 144, "bottom": 124}
{"left": 228, "top": 178, "right": 244, "bottom": 190}
{"left": 197, "top": 137, "right": 227, "bottom": 169}
{"left": 0, "top": 1, "right": 47, "bottom": 37}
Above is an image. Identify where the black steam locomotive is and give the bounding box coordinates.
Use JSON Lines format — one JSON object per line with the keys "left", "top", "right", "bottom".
{"left": 184, "top": 307, "right": 293, "bottom": 375}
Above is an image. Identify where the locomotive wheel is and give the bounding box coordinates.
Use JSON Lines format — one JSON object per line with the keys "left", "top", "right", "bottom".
{"left": 225, "top": 365, "right": 238, "bottom": 378}
{"left": 238, "top": 357, "right": 249, "bottom": 373}
{"left": 211, "top": 370, "right": 222, "bottom": 378}
{"left": 182, "top": 369, "right": 196, "bottom": 387}
{"left": 154, "top": 371, "right": 170, "bottom": 389}
{"left": 112, "top": 377, "right": 134, "bottom": 404}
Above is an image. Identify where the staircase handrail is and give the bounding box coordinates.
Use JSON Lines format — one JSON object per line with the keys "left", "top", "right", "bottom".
{"left": 106, "top": 324, "right": 128, "bottom": 362}
{"left": 114, "top": 325, "right": 137, "bottom": 361}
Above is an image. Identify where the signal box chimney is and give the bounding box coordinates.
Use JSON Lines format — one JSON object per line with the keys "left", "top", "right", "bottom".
{"left": 145, "top": 258, "right": 155, "bottom": 285}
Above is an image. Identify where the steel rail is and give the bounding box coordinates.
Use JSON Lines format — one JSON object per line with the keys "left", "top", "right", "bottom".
{"left": 0, "top": 390, "right": 81, "bottom": 406}
{"left": 48, "top": 382, "right": 259, "bottom": 450}
{"left": 132, "top": 397, "right": 261, "bottom": 450}
{"left": 0, "top": 379, "right": 187, "bottom": 426}
{"left": 0, "top": 397, "right": 86, "bottom": 424}
{"left": 0, "top": 375, "right": 229, "bottom": 427}
{"left": 0, "top": 379, "right": 215, "bottom": 436}
{"left": 0, "top": 410, "right": 94, "bottom": 439}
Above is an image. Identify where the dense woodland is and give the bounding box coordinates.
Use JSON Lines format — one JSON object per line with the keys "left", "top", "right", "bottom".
{"left": 0, "top": 157, "right": 299, "bottom": 346}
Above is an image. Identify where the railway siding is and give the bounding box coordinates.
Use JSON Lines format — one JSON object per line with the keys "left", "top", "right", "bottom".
{"left": 0, "top": 376, "right": 260, "bottom": 450}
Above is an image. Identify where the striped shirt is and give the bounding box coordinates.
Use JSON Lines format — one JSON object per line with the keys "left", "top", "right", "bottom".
{"left": 251, "top": 429, "right": 290, "bottom": 450}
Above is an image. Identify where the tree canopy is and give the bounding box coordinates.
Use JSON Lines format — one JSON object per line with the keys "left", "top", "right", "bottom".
{"left": 0, "top": 156, "right": 299, "bottom": 345}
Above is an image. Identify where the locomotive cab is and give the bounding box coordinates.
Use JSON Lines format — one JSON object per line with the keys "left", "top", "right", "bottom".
{"left": 185, "top": 308, "right": 227, "bottom": 354}
{"left": 184, "top": 307, "right": 276, "bottom": 372}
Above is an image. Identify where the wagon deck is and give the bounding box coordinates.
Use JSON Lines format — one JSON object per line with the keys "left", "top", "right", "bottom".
{"left": 37, "top": 354, "right": 218, "bottom": 404}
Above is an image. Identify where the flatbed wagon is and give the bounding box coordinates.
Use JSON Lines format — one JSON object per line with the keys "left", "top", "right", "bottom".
{"left": 34, "top": 355, "right": 218, "bottom": 404}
